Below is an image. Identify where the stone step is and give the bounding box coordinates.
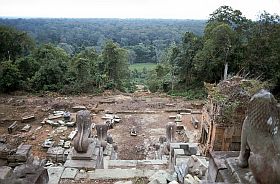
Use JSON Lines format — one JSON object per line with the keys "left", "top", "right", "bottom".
{"left": 107, "top": 160, "right": 168, "bottom": 169}
{"left": 83, "top": 169, "right": 159, "bottom": 180}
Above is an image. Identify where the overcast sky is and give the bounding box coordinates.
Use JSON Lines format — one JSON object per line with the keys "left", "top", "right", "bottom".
{"left": 0, "top": 0, "right": 279, "bottom": 20}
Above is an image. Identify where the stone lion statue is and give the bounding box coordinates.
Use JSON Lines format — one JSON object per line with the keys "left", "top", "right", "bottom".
{"left": 238, "top": 89, "right": 280, "bottom": 184}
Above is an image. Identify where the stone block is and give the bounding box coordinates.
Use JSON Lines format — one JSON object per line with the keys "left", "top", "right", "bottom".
{"left": 47, "top": 166, "right": 64, "bottom": 184}
{"left": 14, "top": 144, "right": 31, "bottom": 162}
{"left": 22, "top": 115, "right": 35, "bottom": 122}
{"left": 64, "top": 159, "right": 97, "bottom": 170}
{"left": 21, "top": 124, "right": 31, "bottom": 132}
{"left": 61, "top": 167, "right": 78, "bottom": 179}
{"left": 0, "top": 166, "right": 12, "bottom": 180}
{"left": 72, "top": 105, "right": 87, "bottom": 112}
{"left": 187, "top": 155, "right": 207, "bottom": 178}
{"left": 71, "top": 141, "right": 96, "bottom": 160}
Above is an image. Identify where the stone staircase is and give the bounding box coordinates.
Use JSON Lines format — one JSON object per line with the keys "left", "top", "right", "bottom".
{"left": 47, "top": 159, "right": 170, "bottom": 183}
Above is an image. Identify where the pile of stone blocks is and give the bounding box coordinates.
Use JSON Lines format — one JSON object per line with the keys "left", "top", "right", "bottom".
{"left": 170, "top": 143, "right": 199, "bottom": 166}
{"left": 47, "top": 147, "right": 70, "bottom": 162}
{"left": 0, "top": 143, "right": 10, "bottom": 161}
{"left": 8, "top": 144, "right": 32, "bottom": 167}
{"left": 170, "top": 143, "right": 208, "bottom": 182}
{"left": 206, "top": 151, "right": 256, "bottom": 183}
{"left": 1, "top": 162, "right": 49, "bottom": 184}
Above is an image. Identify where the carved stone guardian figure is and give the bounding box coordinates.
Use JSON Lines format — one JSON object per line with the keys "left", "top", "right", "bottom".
{"left": 73, "top": 110, "right": 92, "bottom": 153}
{"left": 238, "top": 90, "right": 280, "bottom": 183}
{"left": 166, "top": 122, "right": 177, "bottom": 143}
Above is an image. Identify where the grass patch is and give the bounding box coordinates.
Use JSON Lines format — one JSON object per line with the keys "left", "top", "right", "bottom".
{"left": 168, "top": 88, "right": 207, "bottom": 100}
{"left": 129, "top": 63, "right": 157, "bottom": 72}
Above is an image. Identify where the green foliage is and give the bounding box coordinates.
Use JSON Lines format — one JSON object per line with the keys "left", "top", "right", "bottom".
{"left": 0, "top": 18, "right": 206, "bottom": 63}
{"left": 30, "top": 44, "right": 69, "bottom": 91}
{"left": 129, "top": 63, "right": 157, "bottom": 72}
{"left": 0, "top": 26, "right": 34, "bottom": 62}
{"left": 0, "top": 61, "right": 21, "bottom": 92}
{"left": 0, "top": 8, "right": 279, "bottom": 96}
{"left": 167, "top": 87, "right": 207, "bottom": 100}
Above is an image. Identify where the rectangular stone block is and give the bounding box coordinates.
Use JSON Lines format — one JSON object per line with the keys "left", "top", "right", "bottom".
{"left": 71, "top": 142, "right": 96, "bottom": 160}
{"left": 47, "top": 167, "right": 64, "bottom": 184}
{"left": 60, "top": 168, "right": 78, "bottom": 179}
{"left": 15, "top": 144, "right": 31, "bottom": 162}
{"left": 64, "top": 160, "right": 97, "bottom": 170}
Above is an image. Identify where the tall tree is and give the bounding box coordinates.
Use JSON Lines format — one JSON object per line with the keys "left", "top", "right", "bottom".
{"left": 0, "top": 26, "right": 34, "bottom": 62}
{"left": 101, "top": 40, "right": 130, "bottom": 89}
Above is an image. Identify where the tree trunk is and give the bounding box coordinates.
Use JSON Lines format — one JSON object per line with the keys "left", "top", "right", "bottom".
{"left": 224, "top": 62, "right": 228, "bottom": 80}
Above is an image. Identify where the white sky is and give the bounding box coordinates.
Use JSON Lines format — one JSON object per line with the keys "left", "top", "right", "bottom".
{"left": 0, "top": 0, "right": 279, "bottom": 20}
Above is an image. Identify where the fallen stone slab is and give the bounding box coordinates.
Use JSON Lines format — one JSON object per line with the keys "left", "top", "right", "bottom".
{"left": 53, "top": 111, "right": 65, "bottom": 116}
{"left": 22, "top": 115, "right": 35, "bottom": 123}
{"left": 21, "top": 124, "right": 31, "bottom": 132}
{"left": 8, "top": 121, "right": 18, "bottom": 134}
{"left": 60, "top": 167, "right": 78, "bottom": 179}
{"left": 47, "top": 167, "right": 64, "bottom": 184}
{"left": 180, "top": 112, "right": 191, "bottom": 115}
{"left": 68, "top": 130, "right": 77, "bottom": 140}
{"left": 72, "top": 105, "right": 87, "bottom": 112}
{"left": 6, "top": 164, "right": 49, "bottom": 184}
{"left": 14, "top": 144, "right": 32, "bottom": 162}
{"left": 48, "top": 114, "right": 63, "bottom": 120}
{"left": 65, "top": 121, "right": 75, "bottom": 127}
{"left": 58, "top": 120, "right": 65, "bottom": 126}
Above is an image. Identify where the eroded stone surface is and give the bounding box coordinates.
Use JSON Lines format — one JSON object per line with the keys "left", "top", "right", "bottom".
{"left": 238, "top": 90, "right": 280, "bottom": 183}
{"left": 73, "top": 110, "right": 92, "bottom": 153}
{"left": 47, "top": 167, "right": 64, "bottom": 184}
{"left": 61, "top": 167, "right": 78, "bottom": 179}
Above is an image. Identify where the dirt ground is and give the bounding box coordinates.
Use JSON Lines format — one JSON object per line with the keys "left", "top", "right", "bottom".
{"left": 0, "top": 92, "right": 204, "bottom": 161}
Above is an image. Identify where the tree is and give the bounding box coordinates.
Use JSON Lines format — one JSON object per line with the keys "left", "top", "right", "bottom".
{"left": 31, "top": 44, "right": 69, "bottom": 91}
{"left": 101, "top": 40, "right": 130, "bottom": 89}
{"left": 177, "top": 32, "right": 202, "bottom": 85}
{"left": 0, "top": 26, "right": 34, "bottom": 62}
{"left": 195, "top": 23, "right": 236, "bottom": 81}
{"left": 244, "top": 12, "right": 280, "bottom": 93}
{"left": 0, "top": 61, "right": 21, "bottom": 92}
{"left": 208, "top": 5, "right": 249, "bottom": 32}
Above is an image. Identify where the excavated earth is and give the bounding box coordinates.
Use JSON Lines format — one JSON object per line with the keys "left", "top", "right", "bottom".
{"left": 0, "top": 91, "right": 204, "bottom": 183}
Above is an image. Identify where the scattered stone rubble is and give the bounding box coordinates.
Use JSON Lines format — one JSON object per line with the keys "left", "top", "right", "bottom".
{"left": 0, "top": 97, "right": 210, "bottom": 184}
{"left": 0, "top": 143, "right": 48, "bottom": 183}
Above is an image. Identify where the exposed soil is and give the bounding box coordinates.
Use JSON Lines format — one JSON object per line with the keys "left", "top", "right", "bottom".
{"left": 0, "top": 92, "right": 204, "bottom": 160}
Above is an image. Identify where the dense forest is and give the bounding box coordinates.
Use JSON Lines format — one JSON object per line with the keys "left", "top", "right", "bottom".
{"left": 0, "top": 18, "right": 205, "bottom": 64}
{"left": 0, "top": 6, "right": 279, "bottom": 98}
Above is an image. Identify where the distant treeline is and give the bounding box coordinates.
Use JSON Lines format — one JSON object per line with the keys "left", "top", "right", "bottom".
{"left": 0, "top": 6, "right": 279, "bottom": 98}
{"left": 0, "top": 18, "right": 206, "bottom": 63}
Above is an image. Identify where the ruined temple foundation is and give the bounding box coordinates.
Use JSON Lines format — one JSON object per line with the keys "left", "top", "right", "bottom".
{"left": 206, "top": 151, "right": 256, "bottom": 184}
{"left": 64, "top": 139, "right": 103, "bottom": 170}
